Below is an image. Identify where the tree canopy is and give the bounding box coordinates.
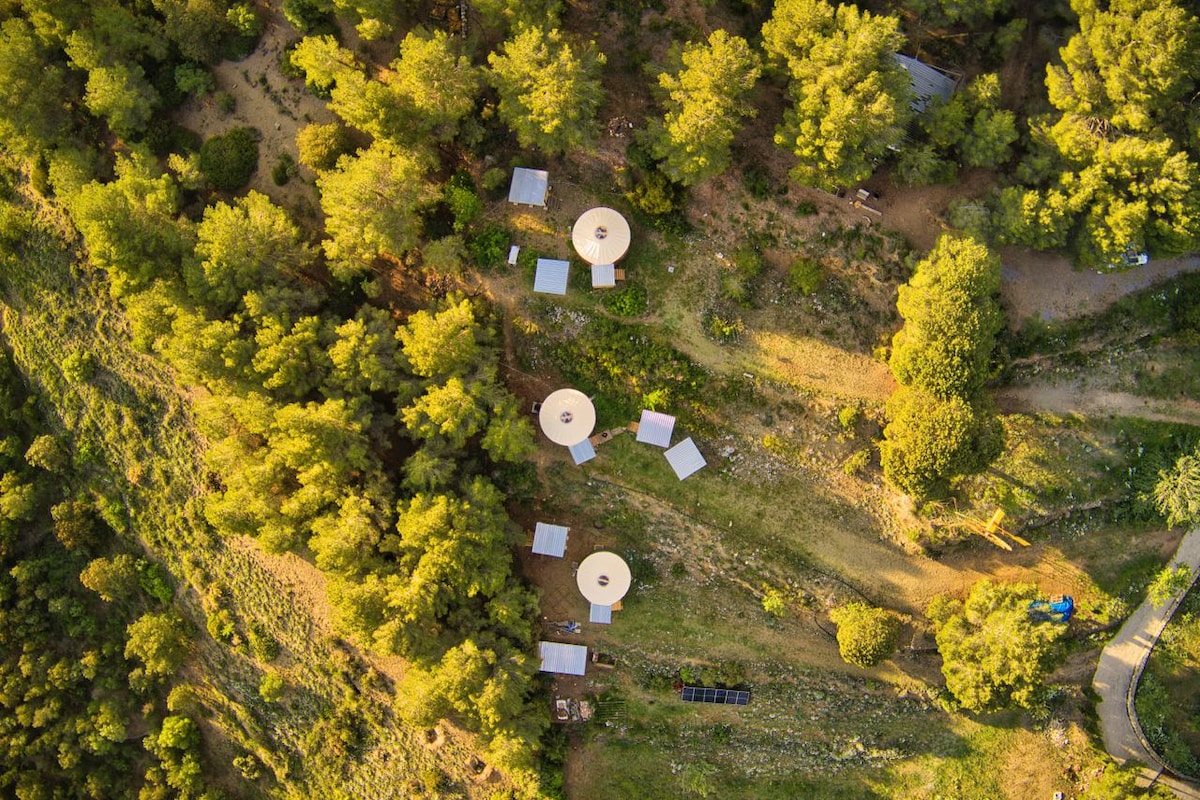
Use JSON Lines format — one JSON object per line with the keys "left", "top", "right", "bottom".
{"left": 648, "top": 30, "right": 761, "bottom": 186}
{"left": 929, "top": 580, "right": 1066, "bottom": 712}
{"left": 317, "top": 141, "right": 436, "bottom": 280}
{"left": 762, "top": 0, "right": 911, "bottom": 187}
{"left": 890, "top": 235, "right": 1003, "bottom": 400}
{"left": 487, "top": 26, "right": 606, "bottom": 155}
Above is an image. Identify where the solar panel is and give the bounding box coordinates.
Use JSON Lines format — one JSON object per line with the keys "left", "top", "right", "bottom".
{"left": 680, "top": 686, "right": 750, "bottom": 705}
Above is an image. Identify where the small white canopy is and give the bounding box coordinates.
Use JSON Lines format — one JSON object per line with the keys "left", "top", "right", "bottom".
{"left": 576, "top": 551, "right": 631, "bottom": 606}
{"left": 589, "top": 604, "right": 612, "bottom": 624}
{"left": 665, "top": 437, "right": 706, "bottom": 480}
{"left": 508, "top": 167, "right": 548, "bottom": 206}
{"left": 591, "top": 263, "right": 616, "bottom": 288}
{"left": 532, "top": 522, "right": 569, "bottom": 557}
{"left": 508, "top": 245, "right": 520, "bottom": 265}
{"left": 572, "top": 207, "right": 631, "bottom": 265}
{"left": 636, "top": 410, "right": 676, "bottom": 448}
{"left": 569, "top": 438, "right": 596, "bottom": 465}
{"left": 539, "top": 389, "right": 596, "bottom": 446}
{"left": 534, "top": 258, "right": 570, "bottom": 295}
{"left": 539, "top": 641, "right": 588, "bottom": 675}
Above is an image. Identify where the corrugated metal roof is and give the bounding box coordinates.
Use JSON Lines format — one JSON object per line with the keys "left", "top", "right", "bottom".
{"left": 534, "top": 258, "right": 570, "bottom": 295}
{"left": 569, "top": 438, "right": 596, "bottom": 465}
{"left": 636, "top": 410, "right": 676, "bottom": 448}
{"left": 589, "top": 604, "right": 612, "bottom": 624}
{"left": 665, "top": 437, "right": 706, "bottom": 480}
{"left": 538, "top": 641, "right": 588, "bottom": 675}
{"left": 508, "top": 168, "right": 548, "bottom": 206}
{"left": 508, "top": 245, "right": 520, "bottom": 265}
{"left": 892, "top": 54, "right": 957, "bottom": 112}
{"left": 591, "top": 263, "right": 616, "bottom": 288}
{"left": 532, "top": 522, "right": 569, "bottom": 557}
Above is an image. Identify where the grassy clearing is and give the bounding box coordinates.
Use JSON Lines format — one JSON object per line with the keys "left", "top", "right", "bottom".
{"left": 0, "top": 210, "right": 500, "bottom": 797}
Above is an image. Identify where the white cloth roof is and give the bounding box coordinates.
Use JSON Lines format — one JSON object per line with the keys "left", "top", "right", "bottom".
{"left": 665, "top": 437, "right": 706, "bottom": 480}
{"left": 589, "top": 604, "right": 612, "bottom": 624}
{"left": 534, "top": 258, "right": 570, "bottom": 295}
{"left": 591, "top": 263, "right": 616, "bottom": 288}
{"left": 636, "top": 410, "right": 676, "bottom": 448}
{"left": 508, "top": 168, "right": 548, "bottom": 206}
{"left": 539, "top": 388, "right": 596, "bottom": 446}
{"left": 569, "top": 438, "right": 596, "bottom": 465}
{"left": 532, "top": 522, "right": 569, "bottom": 557}
{"left": 576, "top": 551, "right": 632, "bottom": 606}
{"left": 572, "top": 207, "right": 631, "bottom": 264}
{"left": 538, "top": 641, "right": 588, "bottom": 675}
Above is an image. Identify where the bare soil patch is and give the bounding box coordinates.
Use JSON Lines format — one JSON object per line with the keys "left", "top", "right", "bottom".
{"left": 174, "top": 9, "right": 334, "bottom": 215}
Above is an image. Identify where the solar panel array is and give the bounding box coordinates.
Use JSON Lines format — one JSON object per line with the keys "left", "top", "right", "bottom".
{"left": 680, "top": 686, "right": 750, "bottom": 705}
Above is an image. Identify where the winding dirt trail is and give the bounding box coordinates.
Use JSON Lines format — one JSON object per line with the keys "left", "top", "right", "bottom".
{"left": 1001, "top": 249, "right": 1200, "bottom": 329}
{"left": 996, "top": 383, "right": 1200, "bottom": 427}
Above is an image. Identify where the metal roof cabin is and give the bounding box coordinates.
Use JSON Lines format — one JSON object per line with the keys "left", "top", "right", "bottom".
{"left": 636, "top": 410, "right": 676, "bottom": 448}
{"left": 538, "top": 641, "right": 588, "bottom": 675}
{"left": 665, "top": 437, "right": 707, "bottom": 480}
{"left": 533, "top": 258, "right": 570, "bottom": 295}
{"left": 508, "top": 168, "right": 549, "bottom": 206}
{"left": 892, "top": 54, "right": 959, "bottom": 113}
{"left": 532, "top": 522, "right": 569, "bottom": 557}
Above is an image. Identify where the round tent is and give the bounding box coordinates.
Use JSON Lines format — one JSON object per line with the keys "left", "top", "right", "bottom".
{"left": 575, "top": 551, "right": 632, "bottom": 606}
{"left": 572, "top": 207, "right": 631, "bottom": 265}
{"left": 538, "top": 388, "right": 596, "bottom": 446}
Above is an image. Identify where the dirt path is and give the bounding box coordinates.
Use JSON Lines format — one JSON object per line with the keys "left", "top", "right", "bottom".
{"left": 1094, "top": 527, "right": 1200, "bottom": 797}
{"left": 996, "top": 382, "right": 1200, "bottom": 427}
{"left": 1001, "top": 250, "right": 1200, "bottom": 329}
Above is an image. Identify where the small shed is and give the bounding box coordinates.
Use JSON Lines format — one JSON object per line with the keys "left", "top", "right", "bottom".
{"left": 532, "top": 522, "right": 569, "bottom": 557}
{"left": 569, "top": 438, "right": 596, "bottom": 465}
{"left": 591, "top": 263, "right": 616, "bottom": 288}
{"left": 508, "top": 245, "right": 520, "bottom": 265}
{"left": 892, "top": 54, "right": 958, "bottom": 113}
{"left": 636, "top": 410, "right": 676, "bottom": 448}
{"left": 589, "top": 604, "right": 612, "bottom": 625}
{"left": 665, "top": 437, "right": 706, "bottom": 480}
{"left": 508, "top": 168, "right": 549, "bottom": 206}
{"left": 534, "top": 258, "right": 570, "bottom": 295}
{"left": 539, "top": 641, "right": 588, "bottom": 676}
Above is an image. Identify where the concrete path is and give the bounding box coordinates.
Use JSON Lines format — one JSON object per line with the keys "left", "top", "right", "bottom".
{"left": 1093, "top": 527, "right": 1200, "bottom": 797}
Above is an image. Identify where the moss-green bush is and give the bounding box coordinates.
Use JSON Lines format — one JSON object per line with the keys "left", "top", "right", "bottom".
{"left": 198, "top": 127, "right": 258, "bottom": 190}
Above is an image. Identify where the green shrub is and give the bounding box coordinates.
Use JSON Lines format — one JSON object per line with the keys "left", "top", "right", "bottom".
{"left": 761, "top": 586, "right": 786, "bottom": 617}
{"left": 705, "top": 311, "right": 744, "bottom": 343}
{"left": 788, "top": 256, "right": 823, "bottom": 295}
{"left": 247, "top": 621, "right": 281, "bottom": 661}
{"left": 744, "top": 166, "right": 773, "bottom": 199}
{"left": 627, "top": 169, "right": 682, "bottom": 216}
{"left": 829, "top": 602, "right": 899, "bottom": 667}
{"left": 842, "top": 449, "right": 871, "bottom": 476}
{"left": 838, "top": 406, "right": 861, "bottom": 430}
{"left": 258, "top": 671, "right": 286, "bottom": 703}
{"left": 603, "top": 282, "right": 648, "bottom": 317}
{"left": 215, "top": 91, "right": 236, "bottom": 115}
{"left": 198, "top": 127, "right": 258, "bottom": 190}
{"left": 271, "top": 152, "right": 297, "bottom": 186}
{"left": 731, "top": 246, "right": 764, "bottom": 278}
{"left": 481, "top": 166, "right": 508, "bottom": 196}
{"left": 175, "top": 63, "right": 214, "bottom": 98}
{"left": 282, "top": 0, "right": 336, "bottom": 33}
{"left": 467, "top": 225, "right": 510, "bottom": 270}
{"left": 445, "top": 180, "right": 482, "bottom": 233}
